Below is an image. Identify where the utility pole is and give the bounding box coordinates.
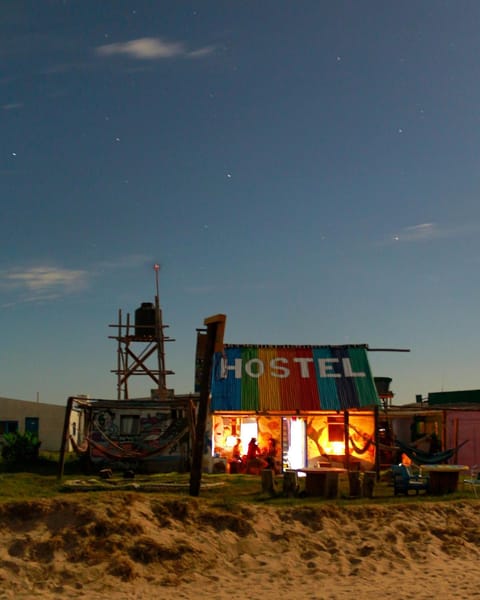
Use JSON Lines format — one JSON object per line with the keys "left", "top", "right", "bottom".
{"left": 153, "top": 263, "right": 168, "bottom": 398}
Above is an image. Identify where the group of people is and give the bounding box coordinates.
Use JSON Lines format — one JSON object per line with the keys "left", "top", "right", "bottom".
{"left": 231, "top": 436, "right": 280, "bottom": 474}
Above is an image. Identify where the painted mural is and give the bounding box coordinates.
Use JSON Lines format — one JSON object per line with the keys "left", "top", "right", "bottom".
{"left": 306, "top": 414, "right": 376, "bottom": 470}
{"left": 73, "top": 403, "right": 192, "bottom": 472}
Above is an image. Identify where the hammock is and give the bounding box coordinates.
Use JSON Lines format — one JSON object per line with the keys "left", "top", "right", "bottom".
{"left": 349, "top": 435, "right": 373, "bottom": 455}
{"left": 69, "top": 435, "right": 88, "bottom": 455}
{"left": 395, "top": 439, "right": 469, "bottom": 465}
{"left": 348, "top": 424, "right": 374, "bottom": 455}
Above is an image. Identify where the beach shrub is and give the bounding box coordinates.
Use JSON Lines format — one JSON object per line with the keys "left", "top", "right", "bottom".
{"left": 1, "top": 431, "right": 41, "bottom": 464}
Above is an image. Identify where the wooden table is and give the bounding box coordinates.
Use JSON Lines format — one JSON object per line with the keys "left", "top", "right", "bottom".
{"left": 420, "top": 465, "right": 469, "bottom": 494}
{"left": 297, "top": 468, "right": 346, "bottom": 498}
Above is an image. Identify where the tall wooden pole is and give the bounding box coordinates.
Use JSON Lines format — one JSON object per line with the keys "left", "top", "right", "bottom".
{"left": 374, "top": 405, "right": 380, "bottom": 480}
{"left": 189, "top": 314, "right": 226, "bottom": 497}
{"left": 154, "top": 264, "right": 167, "bottom": 397}
{"left": 344, "top": 410, "right": 350, "bottom": 471}
{"left": 57, "top": 396, "right": 74, "bottom": 480}
{"left": 117, "top": 309, "right": 122, "bottom": 400}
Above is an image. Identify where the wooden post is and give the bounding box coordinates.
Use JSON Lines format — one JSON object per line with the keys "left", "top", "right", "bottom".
{"left": 453, "top": 418, "right": 459, "bottom": 464}
{"left": 348, "top": 471, "right": 362, "bottom": 497}
{"left": 344, "top": 410, "right": 350, "bottom": 470}
{"left": 283, "top": 470, "right": 299, "bottom": 497}
{"left": 117, "top": 309, "right": 122, "bottom": 400}
{"left": 374, "top": 405, "right": 380, "bottom": 481}
{"left": 442, "top": 409, "right": 447, "bottom": 455}
{"left": 57, "top": 396, "right": 74, "bottom": 480}
{"left": 189, "top": 315, "right": 226, "bottom": 497}
{"left": 362, "top": 471, "right": 376, "bottom": 498}
{"left": 261, "top": 469, "right": 276, "bottom": 495}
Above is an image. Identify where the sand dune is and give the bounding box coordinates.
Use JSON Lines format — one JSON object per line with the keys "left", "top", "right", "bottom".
{"left": 0, "top": 494, "right": 478, "bottom": 599}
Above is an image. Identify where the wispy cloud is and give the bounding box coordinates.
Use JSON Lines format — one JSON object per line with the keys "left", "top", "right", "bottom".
{"left": 95, "top": 37, "right": 215, "bottom": 60}
{"left": 392, "top": 222, "right": 438, "bottom": 242}
{"left": 186, "top": 46, "right": 216, "bottom": 59}
{"left": 0, "top": 266, "right": 89, "bottom": 307}
{"left": 2, "top": 266, "right": 88, "bottom": 293}
{"left": 1, "top": 102, "right": 23, "bottom": 110}
{"left": 383, "top": 221, "right": 480, "bottom": 245}
{"left": 0, "top": 254, "right": 156, "bottom": 307}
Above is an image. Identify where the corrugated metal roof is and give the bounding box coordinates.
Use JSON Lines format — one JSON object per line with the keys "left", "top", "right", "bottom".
{"left": 211, "top": 345, "right": 380, "bottom": 411}
{"left": 224, "top": 343, "right": 369, "bottom": 350}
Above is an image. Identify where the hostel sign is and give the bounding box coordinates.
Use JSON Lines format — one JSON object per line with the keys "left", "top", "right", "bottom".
{"left": 210, "top": 345, "right": 380, "bottom": 412}
{"left": 220, "top": 356, "right": 366, "bottom": 379}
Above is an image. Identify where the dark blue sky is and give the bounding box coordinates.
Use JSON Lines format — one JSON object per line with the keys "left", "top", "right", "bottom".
{"left": 2, "top": 1, "right": 480, "bottom": 404}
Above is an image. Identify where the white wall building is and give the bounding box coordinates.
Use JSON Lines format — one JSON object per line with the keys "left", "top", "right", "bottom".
{"left": 0, "top": 396, "right": 77, "bottom": 453}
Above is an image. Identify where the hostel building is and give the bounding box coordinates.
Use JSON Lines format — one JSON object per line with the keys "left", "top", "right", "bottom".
{"left": 205, "top": 344, "right": 382, "bottom": 473}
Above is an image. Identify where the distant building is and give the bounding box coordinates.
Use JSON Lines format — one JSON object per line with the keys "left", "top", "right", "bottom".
{"left": 64, "top": 394, "right": 195, "bottom": 473}
{"left": 377, "top": 388, "right": 480, "bottom": 468}
{"left": 428, "top": 389, "right": 480, "bottom": 467}
{"left": 0, "top": 396, "right": 79, "bottom": 452}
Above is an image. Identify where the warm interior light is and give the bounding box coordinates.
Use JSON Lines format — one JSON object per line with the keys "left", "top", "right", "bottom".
{"left": 287, "top": 418, "right": 306, "bottom": 469}
{"left": 225, "top": 435, "right": 237, "bottom": 448}
{"left": 240, "top": 420, "right": 258, "bottom": 456}
{"left": 325, "top": 441, "right": 345, "bottom": 455}
{"left": 327, "top": 416, "right": 344, "bottom": 442}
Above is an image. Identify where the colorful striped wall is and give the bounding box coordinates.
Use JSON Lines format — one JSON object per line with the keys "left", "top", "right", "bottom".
{"left": 210, "top": 345, "right": 380, "bottom": 411}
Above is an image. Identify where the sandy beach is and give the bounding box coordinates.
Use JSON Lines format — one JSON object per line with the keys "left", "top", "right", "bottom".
{"left": 0, "top": 493, "right": 479, "bottom": 600}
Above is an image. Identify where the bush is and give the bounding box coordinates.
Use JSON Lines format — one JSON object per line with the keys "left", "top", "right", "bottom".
{"left": 1, "top": 431, "right": 42, "bottom": 464}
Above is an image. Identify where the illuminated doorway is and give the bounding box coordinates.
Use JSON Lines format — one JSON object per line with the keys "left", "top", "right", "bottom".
{"left": 283, "top": 417, "right": 306, "bottom": 470}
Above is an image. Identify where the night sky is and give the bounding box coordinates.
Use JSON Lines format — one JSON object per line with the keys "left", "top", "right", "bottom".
{"left": 2, "top": 1, "right": 480, "bottom": 405}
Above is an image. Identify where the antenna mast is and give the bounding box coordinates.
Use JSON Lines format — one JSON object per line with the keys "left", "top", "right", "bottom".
{"left": 154, "top": 263, "right": 168, "bottom": 397}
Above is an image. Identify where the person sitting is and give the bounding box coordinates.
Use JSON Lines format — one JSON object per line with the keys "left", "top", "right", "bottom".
{"left": 232, "top": 438, "right": 242, "bottom": 462}
{"left": 247, "top": 437, "right": 260, "bottom": 460}
{"left": 246, "top": 437, "right": 266, "bottom": 474}
{"left": 265, "top": 437, "right": 280, "bottom": 474}
{"left": 228, "top": 438, "right": 244, "bottom": 474}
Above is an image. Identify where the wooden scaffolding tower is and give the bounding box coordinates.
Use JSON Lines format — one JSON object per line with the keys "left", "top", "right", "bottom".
{"left": 109, "top": 265, "right": 174, "bottom": 400}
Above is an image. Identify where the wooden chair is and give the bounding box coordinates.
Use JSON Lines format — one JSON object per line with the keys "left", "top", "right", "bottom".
{"left": 392, "top": 464, "right": 429, "bottom": 496}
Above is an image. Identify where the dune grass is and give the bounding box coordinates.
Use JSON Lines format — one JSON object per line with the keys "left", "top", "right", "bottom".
{"left": 0, "top": 453, "right": 477, "bottom": 506}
